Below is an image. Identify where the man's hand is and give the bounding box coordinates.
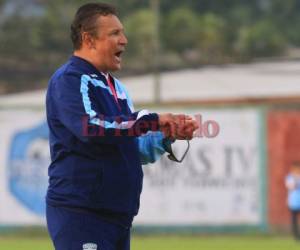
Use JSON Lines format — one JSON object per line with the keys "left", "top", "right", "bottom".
{"left": 158, "top": 113, "right": 199, "bottom": 140}
{"left": 158, "top": 113, "right": 177, "bottom": 139}
{"left": 175, "top": 115, "right": 198, "bottom": 140}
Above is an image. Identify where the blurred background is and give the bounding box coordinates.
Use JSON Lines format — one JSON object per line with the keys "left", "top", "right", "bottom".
{"left": 1, "top": 0, "right": 300, "bottom": 94}
{"left": 1, "top": 0, "right": 300, "bottom": 249}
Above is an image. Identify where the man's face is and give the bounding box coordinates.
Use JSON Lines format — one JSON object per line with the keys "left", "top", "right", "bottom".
{"left": 92, "top": 14, "right": 127, "bottom": 72}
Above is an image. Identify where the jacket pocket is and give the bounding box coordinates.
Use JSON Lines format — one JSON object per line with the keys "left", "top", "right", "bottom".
{"left": 71, "top": 156, "right": 104, "bottom": 201}
{"left": 92, "top": 156, "right": 132, "bottom": 208}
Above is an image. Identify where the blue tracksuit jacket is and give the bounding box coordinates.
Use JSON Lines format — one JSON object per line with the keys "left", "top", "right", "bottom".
{"left": 46, "top": 55, "right": 169, "bottom": 223}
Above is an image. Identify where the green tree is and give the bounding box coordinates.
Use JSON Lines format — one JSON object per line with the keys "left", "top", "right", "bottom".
{"left": 35, "top": 1, "right": 77, "bottom": 65}
{"left": 0, "top": 15, "right": 40, "bottom": 59}
{"left": 197, "top": 13, "right": 227, "bottom": 60}
{"left": 163, "top": 7, "right": 199, "bottom": 53}
{"left": 123, "top": 9, "right": 156, "bottom": 70}
{"left": 235, "top": 19, "right": 286, "bottom": 58}
{"left": 267, "top": 0, "right": 300, "bottom": 46}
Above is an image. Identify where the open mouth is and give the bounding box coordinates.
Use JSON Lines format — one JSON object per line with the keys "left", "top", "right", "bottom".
{"left": 115, "top": 51, "right": 123, "bottom": 61}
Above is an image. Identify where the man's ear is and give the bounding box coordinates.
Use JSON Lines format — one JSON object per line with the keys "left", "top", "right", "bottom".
{"left": 82, "top": 32, "right": 96, "bottom": 49}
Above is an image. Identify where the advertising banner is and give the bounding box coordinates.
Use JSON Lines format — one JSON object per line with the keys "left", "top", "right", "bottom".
{"left": 0, "top": 110, "right": 47, "bottom": 225}
{"left": 0, "top": 108, "right": 265, "bottom": 228}
{"left": 135, "top": 109, "right": 264, "bottom": 226}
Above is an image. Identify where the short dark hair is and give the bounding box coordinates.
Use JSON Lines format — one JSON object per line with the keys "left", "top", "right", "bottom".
{"left": 70, "top": 2, "right": 117, "bottom": 50}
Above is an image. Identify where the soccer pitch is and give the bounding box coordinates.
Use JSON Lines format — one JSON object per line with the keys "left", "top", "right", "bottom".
{"left": 0, "top": 235, "right": 299, "bottom": 250}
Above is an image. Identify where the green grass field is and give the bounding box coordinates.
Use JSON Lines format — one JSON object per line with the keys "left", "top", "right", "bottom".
{"left": 0, "top": 235, "right": 299, "bottom": 250}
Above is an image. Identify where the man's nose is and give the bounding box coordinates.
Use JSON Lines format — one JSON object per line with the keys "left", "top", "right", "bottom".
{"left": 120, "top": 33, "right": 128, "bottom": 45}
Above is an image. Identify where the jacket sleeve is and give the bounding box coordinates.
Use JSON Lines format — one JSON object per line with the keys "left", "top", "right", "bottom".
{"left": 138, "top": 131, "right": 174, "bottom": 165}
{"left": 49, "top": 73, "right": 159, "bottom": 144}
{"left": 115, "top": 79, "right": 175, "bottom": 164}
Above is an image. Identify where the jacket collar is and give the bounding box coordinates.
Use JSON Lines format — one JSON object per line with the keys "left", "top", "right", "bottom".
{"left": 70, "top": 55, "right": 113, "bottom": 83}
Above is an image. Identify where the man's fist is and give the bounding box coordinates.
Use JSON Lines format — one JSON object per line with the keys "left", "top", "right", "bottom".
{"left": 158, "top": 113, "right": 199, "bottom": 140}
